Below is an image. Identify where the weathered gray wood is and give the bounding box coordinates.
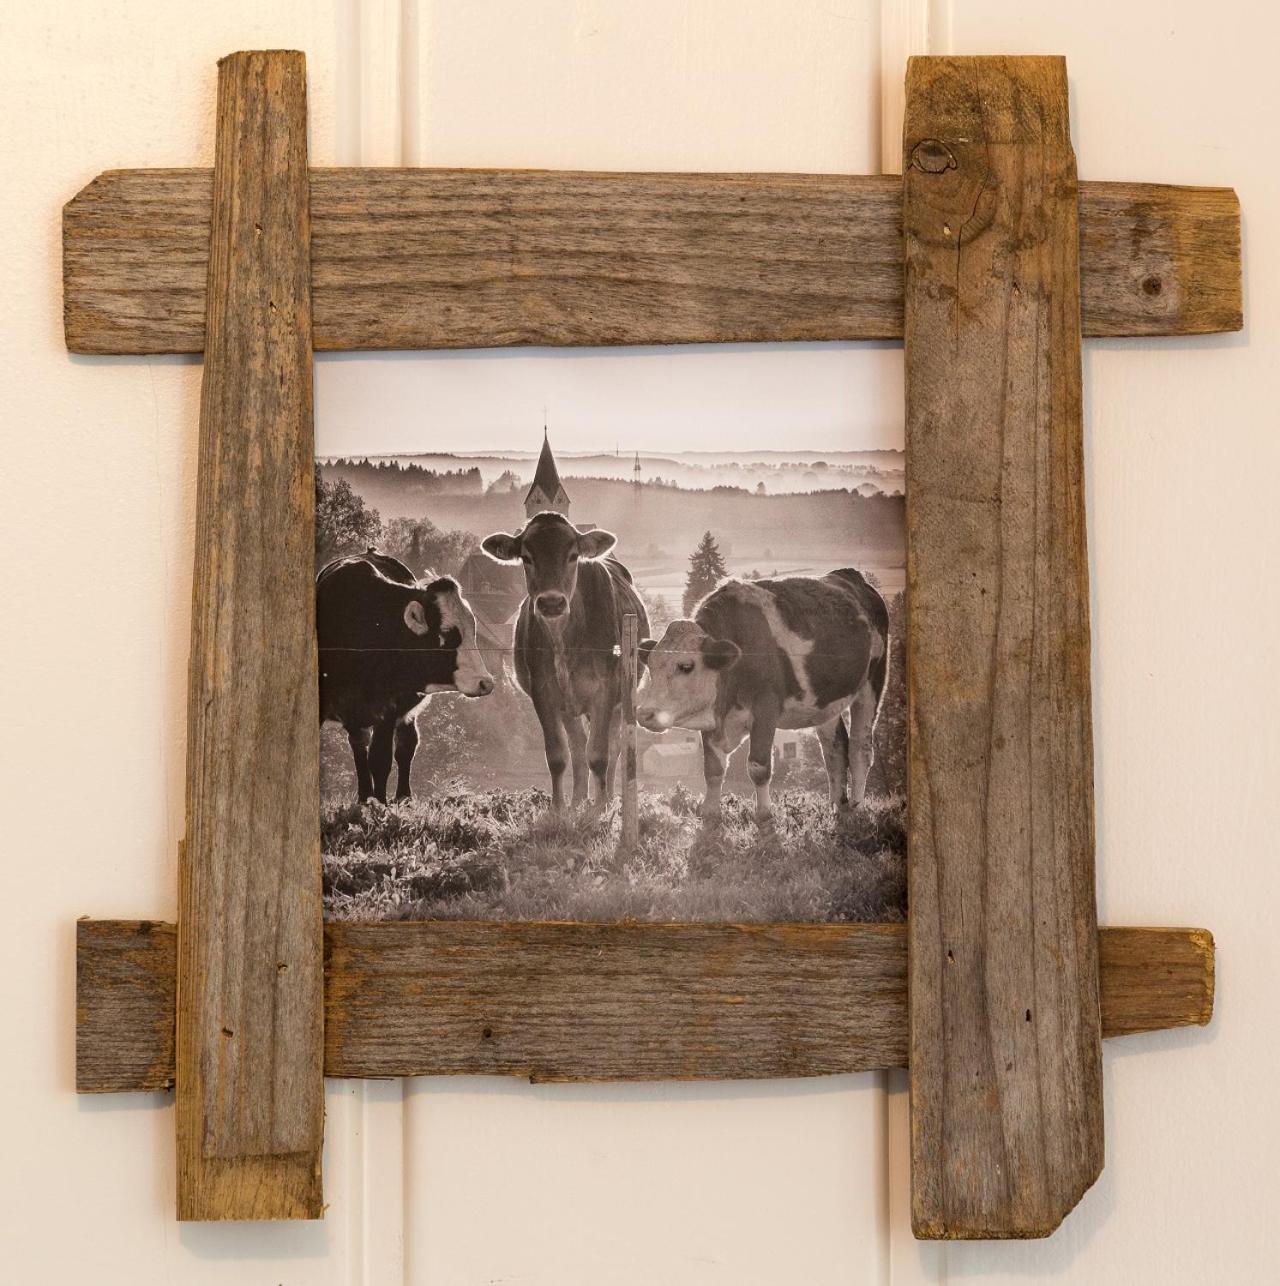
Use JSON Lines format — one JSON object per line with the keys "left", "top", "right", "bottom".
{"left": 75, "top": 920, "right": 1214, "bottom": 1092}
{"left": 904, "top": 55, "right": 1103, "bottom": 1240}
{"left": 1097, "top": 926, "right": 1215, "bottom": 1038}
{"left": 62, "top": 168, "right": 1241, "bottom": 355}
{"left": 77, "top": 919, "right": 177, "bottom": 1093}
{"left": 176, "top": 50, "right": 323, "bottom": 1222}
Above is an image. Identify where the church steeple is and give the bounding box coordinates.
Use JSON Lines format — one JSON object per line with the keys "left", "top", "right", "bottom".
{"left": 524, "top": 430, "right": 571, "bottom": 519}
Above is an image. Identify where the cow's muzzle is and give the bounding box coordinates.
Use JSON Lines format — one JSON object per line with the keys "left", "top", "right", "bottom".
{"left": 535, "top": 592, "right": 569, "bottom": 618}
{"left": 636, "top": 706, "right": 673, "bottom": 731}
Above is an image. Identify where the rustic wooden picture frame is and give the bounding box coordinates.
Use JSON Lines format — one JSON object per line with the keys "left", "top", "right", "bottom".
{"left": 70, "top": 49, "right": 1235, "bottom": 1236}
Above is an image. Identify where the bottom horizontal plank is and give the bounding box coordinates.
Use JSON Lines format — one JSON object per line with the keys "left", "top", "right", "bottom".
{"left": 76, "top": 919, "right": 1213, "bottom": 1092}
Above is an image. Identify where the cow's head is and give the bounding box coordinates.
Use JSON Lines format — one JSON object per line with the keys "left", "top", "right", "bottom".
{"left": 481, "top": 512, "right": 616, "bottom": 628}
{"left": 404, "top": 576, "right": 495, "bottom": 697}
{"left": 635, "top": 619, "right": 741, "bottom": 732}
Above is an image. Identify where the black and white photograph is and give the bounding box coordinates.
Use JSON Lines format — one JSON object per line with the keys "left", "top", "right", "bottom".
{"left": 317, "top": 353, "right": 906, "bottom": 924}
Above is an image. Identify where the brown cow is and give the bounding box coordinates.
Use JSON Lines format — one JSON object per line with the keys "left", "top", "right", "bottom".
{"left": 482, "top": 512, "right": 649, "bottom": 808}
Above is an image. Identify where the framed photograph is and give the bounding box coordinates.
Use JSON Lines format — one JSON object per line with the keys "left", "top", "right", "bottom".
{"left": 315, "top": 352, "right": 906, "bottom": 927}
{"left": 68, "top": 48, "right": 1229, "bottom": 1233}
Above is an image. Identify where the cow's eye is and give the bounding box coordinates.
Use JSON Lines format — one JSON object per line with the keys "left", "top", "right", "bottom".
{"left": 677, "top": 661, "right": 695, "bottom": 675}
{"left": 568, "top": 551, "right": 579, "bottom": 562}
{"left": 520, "top": 554, "right": 532, "bottom": 565}
{"left": 442, "top": 628, "right": 462, "bottom": 648}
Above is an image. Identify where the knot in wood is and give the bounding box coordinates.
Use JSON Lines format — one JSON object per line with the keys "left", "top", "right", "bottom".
{"left": 909, "top": 139, "right": 958, "bottom": 175}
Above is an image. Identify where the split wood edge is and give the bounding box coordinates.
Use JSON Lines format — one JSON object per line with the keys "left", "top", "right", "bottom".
{"left": 76, "top": 920, "right": 1214, "bottom": 1093}
{"left": 175, "top": 49, "right": 324, "bottom": 1223}
{"left": 903, "top": 55, "right": 1103, "bottom": 1240}
{"left": 62, "top": 169, "right": 1242, "bottom": 354}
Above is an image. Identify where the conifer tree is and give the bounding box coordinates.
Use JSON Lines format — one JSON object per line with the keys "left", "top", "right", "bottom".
{"left": 683, "top": 530, "right": 728, "bottom": 615}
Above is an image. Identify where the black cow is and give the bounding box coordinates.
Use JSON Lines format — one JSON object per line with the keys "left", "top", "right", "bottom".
{"left": 481, "top": 512, "right": 649, "bottom": 809}
{"left": 635, "top": 571, "right": 889, "bottom": 824}
{"left": 317, "top": 551, "right": 494, "bottom": 803}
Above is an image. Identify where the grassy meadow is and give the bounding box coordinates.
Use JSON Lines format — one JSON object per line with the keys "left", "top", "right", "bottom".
{"left": 321, "top": 785, "right": 906, "bottom": 923}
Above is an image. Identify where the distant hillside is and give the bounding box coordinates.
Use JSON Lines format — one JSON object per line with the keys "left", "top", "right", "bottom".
{"left": 324, "top": 449, "right": 904, "bottom": 498}
{"left": 362, "top": 474, "right": 905, "bottom": 572}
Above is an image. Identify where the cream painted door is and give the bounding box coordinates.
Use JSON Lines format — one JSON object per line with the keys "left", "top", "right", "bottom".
{"left": 4, "top": 3, "right": 1276, "bottom": 1284}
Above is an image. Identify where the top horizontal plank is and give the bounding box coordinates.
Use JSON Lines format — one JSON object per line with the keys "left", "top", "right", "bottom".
{"left": 63, "top": 168, "right": 1241, "bottom": 354}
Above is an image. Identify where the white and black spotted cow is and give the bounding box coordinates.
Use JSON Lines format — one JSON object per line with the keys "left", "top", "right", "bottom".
{"left": 636, "top": 571, "right": 889, "bottom": 824}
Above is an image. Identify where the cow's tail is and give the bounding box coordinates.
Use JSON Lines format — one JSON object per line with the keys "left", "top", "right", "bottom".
{"left": 867, "top": 634, "right": 889, "bottom": 718}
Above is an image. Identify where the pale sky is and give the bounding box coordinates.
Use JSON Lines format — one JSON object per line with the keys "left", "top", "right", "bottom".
{"left": 315, "top": 342, "right": 904, "bottom": 457}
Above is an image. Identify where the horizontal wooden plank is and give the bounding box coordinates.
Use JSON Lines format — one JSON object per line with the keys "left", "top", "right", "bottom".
{"left": 76, "top": 920, "right": 1214, "bottom": 1091}
{"left": 62, "top": 168, "right": 1241, "bottom": 354}
{"left": 77, "top": 919, "right": 177, "bottom": 1093}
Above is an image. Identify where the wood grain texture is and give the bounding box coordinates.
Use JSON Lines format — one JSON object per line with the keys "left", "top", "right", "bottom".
{"left": 176, "top": 50, "right": 323, "bottom": 1222}
{"left": 62, "top": 169, "right": 1241, "bottom": 355}
{"left": 75, "top": 921, "right": 1214, "bottom": 1092}
{"left": 77, "top": 919, "right": 177, "bottom": 1093}
{"left": 903, "top": 56, "right": 1103, "bottom": 1240}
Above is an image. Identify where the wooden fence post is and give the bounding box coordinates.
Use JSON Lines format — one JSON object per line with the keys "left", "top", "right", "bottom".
{"left": 903, "top": 56, "right": 1104, "bottom": 1238}
{"left": 620, "top": 614, "right": 640, "bottom": 848}
{"left": 175, "top": 50, "right": 324, "bottom": 1221}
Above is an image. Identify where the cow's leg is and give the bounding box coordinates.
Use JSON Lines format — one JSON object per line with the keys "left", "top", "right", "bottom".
{"left": 532, "top": 700, "right": 571, "bottom": 809}
{"left": 604, "top": 709, "right": 623, "bottom": 799}
{"left": 847, "top": 679, "right": 881, "bottom": 806}
{"left": 747, "top": 701, "right": 781, "bottom": 825}
{"left": 585, "top": 699, "right": 618, "bottom": 807}
{"left": 700, "top": 732, "right": 729, "bottom": 821}
{"left": 393, "top": 717, "right": 419, "bottom": 802}
{"left": 369, "top": 717, "right": 396, "bottom": 805}
{"left": 817, "top": 711, "right": 851, "bottom": 810}
{"left": 564, "top": 714, "right": 589, "bottom": 805}
{"left": 591, "top": 704, "right": 625, "bottom": 802}
{"left": 347, "top": 725, "right": 375, "bottom": 803}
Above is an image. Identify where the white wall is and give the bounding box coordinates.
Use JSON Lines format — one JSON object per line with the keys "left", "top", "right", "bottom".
{"left": 2, "top": 2, "right": 1276, "bottom": 1283}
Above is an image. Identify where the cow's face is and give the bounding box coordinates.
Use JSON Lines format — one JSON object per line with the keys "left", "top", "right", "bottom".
{"left": 635, "top": 620, "right": 741, "bottom": 732}
{"left": 403, "top": 578, "right": 495, "bottom": 697}
{"left": 481, "top": 512, "right": 616, "bottom": 628}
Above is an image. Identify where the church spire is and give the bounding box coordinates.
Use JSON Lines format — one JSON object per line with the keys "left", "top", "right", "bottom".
{"left": 524, "top": 429, "right": 570, "bottom": 519}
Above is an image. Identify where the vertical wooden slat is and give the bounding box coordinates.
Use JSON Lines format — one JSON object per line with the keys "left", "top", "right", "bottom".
{"left": 903, "top": 55, "right": 1103, "bottom": 1239}
{"left": 620, "top": 613, "right": 639, "bottom": 847}
{"left": 176, "top": 49, "right": 323, "bottom": 1221}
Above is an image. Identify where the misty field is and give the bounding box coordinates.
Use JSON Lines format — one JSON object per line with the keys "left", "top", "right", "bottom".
{"left": 321, "top": 786, "right": 906, "bottom": 923}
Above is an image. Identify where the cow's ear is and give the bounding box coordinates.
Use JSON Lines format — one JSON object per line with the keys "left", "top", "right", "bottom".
{"left": 638, "top": 638, "right": 658, "bottom": 668}
{"left": 701, "top": 637, "right": 741, "bottom": 671}
{"left": 403, "top": 600, "right": 431, "bottom": 635}
{"left": 577, "top": 528, "right": 617, "bottom": 560}
{"left": 481, "top": 532, "right": 521, "bottom": 563}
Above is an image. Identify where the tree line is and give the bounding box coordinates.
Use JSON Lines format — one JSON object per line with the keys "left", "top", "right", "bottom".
{"left": 315, "top": 466, "right": 478, "bottom": 576}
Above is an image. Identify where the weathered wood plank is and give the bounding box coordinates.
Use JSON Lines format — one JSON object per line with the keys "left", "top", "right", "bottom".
{"left": 1098, "top": 926, "right": 1215, "bottom": 1038}
{"left": 62, "top": 169, "right": 1241, "bottom": 355}
{"left": 176, "top": 50, "right": 323, "bottom": 1222}
{"left": 75, "top": 921, "right": 1214, "bottom": 1092}
{"left": 77, "top": 919, "right": 177, "bottom": 1093}
{"left": 904, "top": 55, "right": 1103, "bottom": 1240}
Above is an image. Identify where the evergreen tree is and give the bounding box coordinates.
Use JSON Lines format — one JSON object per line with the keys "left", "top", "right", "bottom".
{"left": 683, "top": 530, "right": 728, "bottom": 615}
